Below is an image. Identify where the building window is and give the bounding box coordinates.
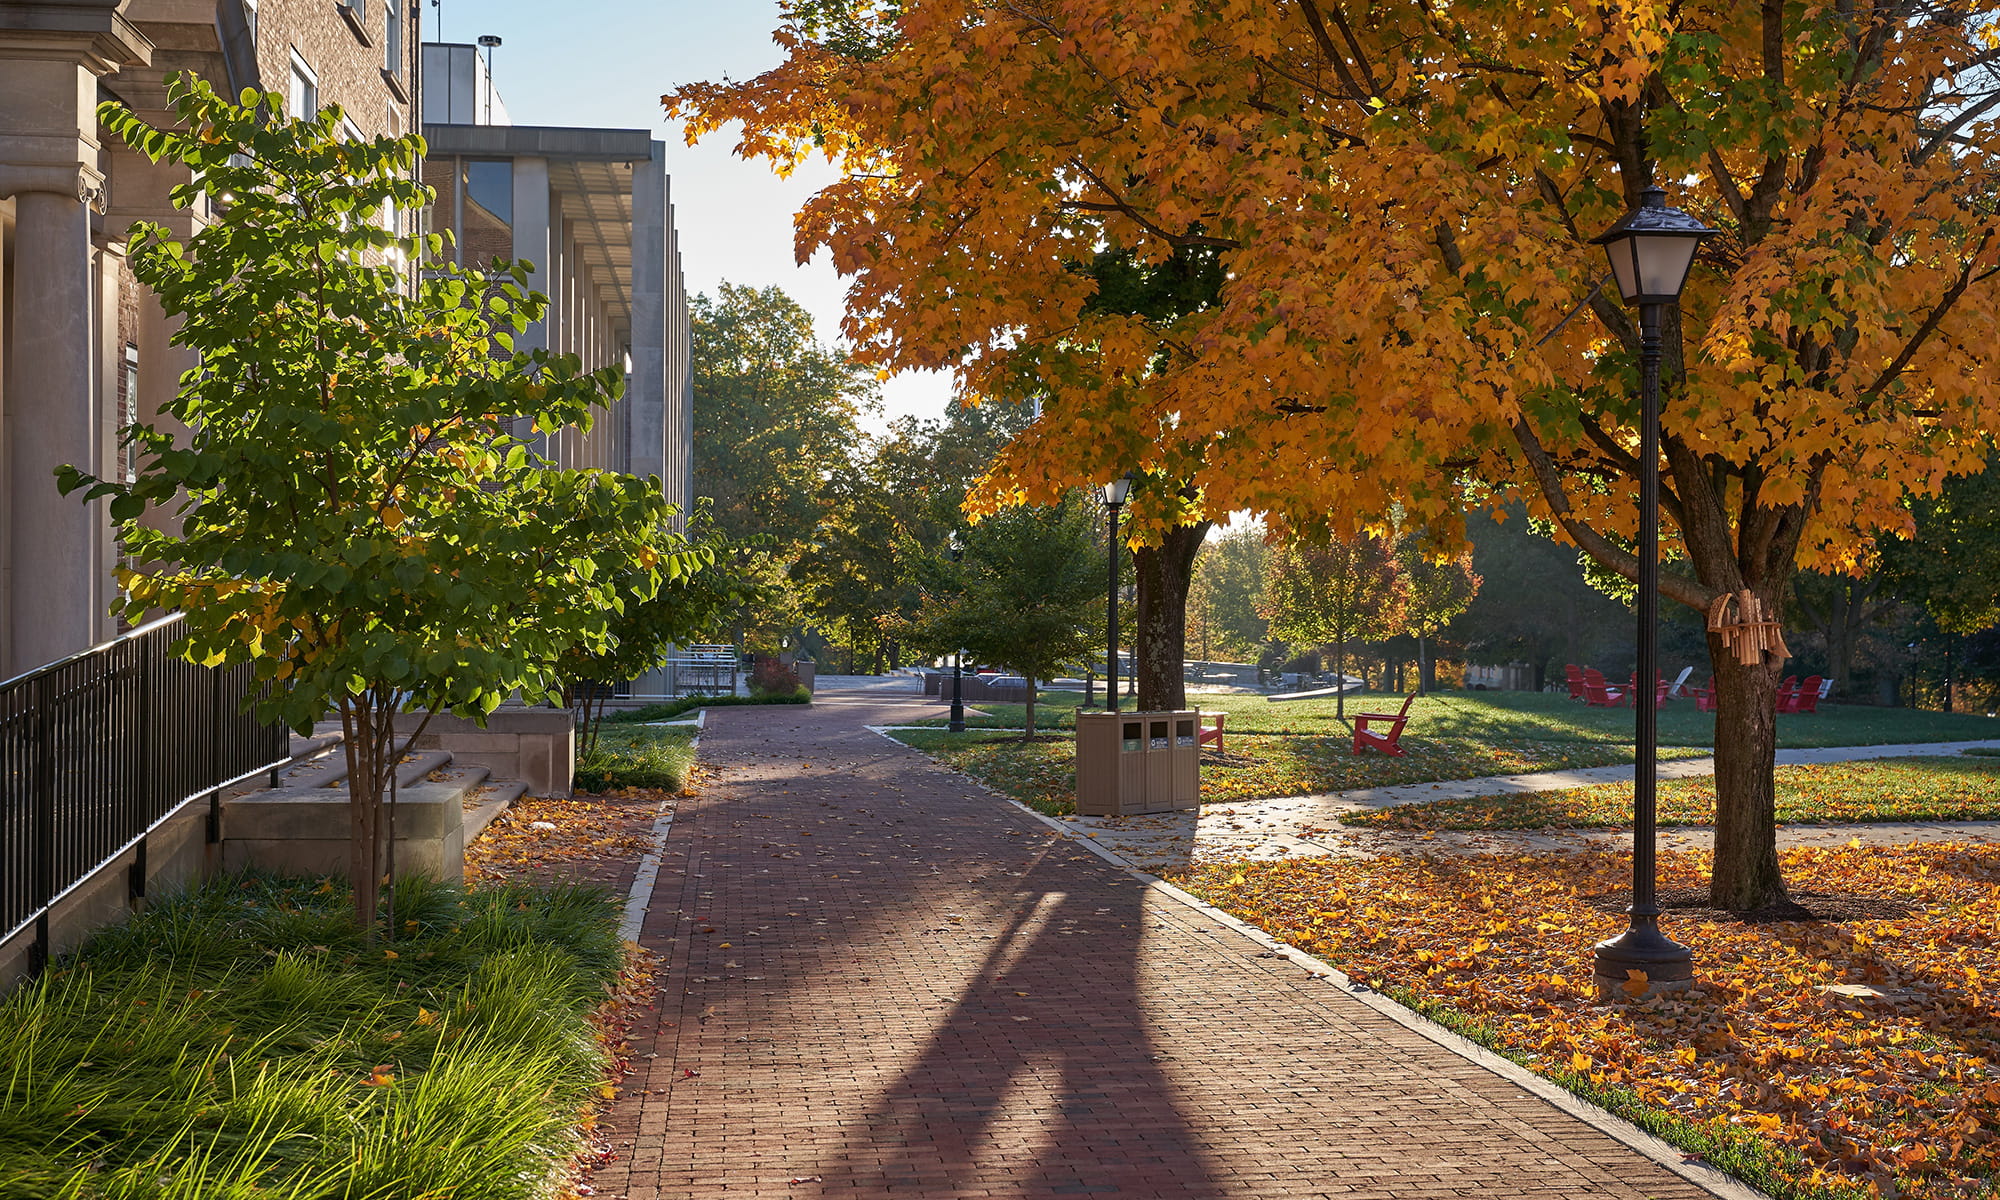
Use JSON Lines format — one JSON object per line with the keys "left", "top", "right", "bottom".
{"left": 288, "top": 51, "right": 319, "bottom": 118}
{"left": 244, "top": 0, "right": 258, "bottom": 45}
{"left": 384, "top": 0, "right": 401, "bottom": 75}
{"left": 120, "top": 345, "right": 139, "bottom": 484}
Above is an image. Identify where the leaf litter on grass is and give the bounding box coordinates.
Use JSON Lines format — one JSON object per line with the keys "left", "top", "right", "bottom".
{"left": 1175, "top": 843, "right": 2000, "bottom": 1200}
{"left": 1349, "top": 756, "right": 2000, "bottom": 832}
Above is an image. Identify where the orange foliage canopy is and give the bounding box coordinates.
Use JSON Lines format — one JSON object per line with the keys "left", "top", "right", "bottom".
{"left": 670, "top": 0, "right": 2000, "bottom": 610}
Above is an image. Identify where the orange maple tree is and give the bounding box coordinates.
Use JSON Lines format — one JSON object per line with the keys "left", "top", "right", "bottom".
{"left": 669, "top": 1, "right": 2000, "bottom": 909}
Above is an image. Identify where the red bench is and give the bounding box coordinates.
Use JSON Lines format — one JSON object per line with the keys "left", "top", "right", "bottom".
{"left": 1352, "top": 693, "right": 1417, "bottom": 757}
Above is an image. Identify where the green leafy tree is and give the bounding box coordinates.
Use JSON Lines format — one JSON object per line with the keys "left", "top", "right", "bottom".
{"left": 795, "top": 401, "right": 1027, "bottom": 670}
{"left": 1190, "top": 523, "right": 1270, "bottom": 663}
{"left": 1881, "top": 463, "right": 2000, "bottom": 637}
{"left": 62, "top": 79, "right": 686, "bottom": 930}
{"left": 1261, "top": 532, "right": 1403, "bottom": 719}
{"left": 904, "top": 494, "right": 1101, "bottom": 737}
{"left": 561, "top": 512, "right": 751, "bottom": 758}
{"left": 690, "top": 282, "right": 876, "bottom": 548}
{"left": 1456, "top": 508, "right": 1636, "bottom": 691}
{"left": 1394, "top": 537, "right": 1481, "bottom": 693}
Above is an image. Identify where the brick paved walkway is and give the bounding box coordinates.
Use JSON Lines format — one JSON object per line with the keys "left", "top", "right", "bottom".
{"left": 590, "top": 695, "right": 1727, "bottom": 1200}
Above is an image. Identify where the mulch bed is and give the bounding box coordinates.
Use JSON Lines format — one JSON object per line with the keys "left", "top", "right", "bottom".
{"left": 464, "top": 786, "right": 680, "bottom": 894}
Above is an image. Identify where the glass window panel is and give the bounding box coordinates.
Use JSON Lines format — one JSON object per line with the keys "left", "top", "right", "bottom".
{"left": 461, "top": 160, "right": 513, "bottom": 266}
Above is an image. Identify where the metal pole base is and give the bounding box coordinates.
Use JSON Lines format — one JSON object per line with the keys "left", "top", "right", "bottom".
{"left": 1592, "top": 926, "right": 1695, "bottom": 999}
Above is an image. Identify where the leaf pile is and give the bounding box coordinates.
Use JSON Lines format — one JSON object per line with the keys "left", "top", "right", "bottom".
{"left": 1351, "top": 756, "right": 2000, "bottom": 832}
{"left": 467, "top": 793, "right": 667, "bottom": 888}
{"left": 1177, "top": 845, "right": 2000, "bottom": 1199}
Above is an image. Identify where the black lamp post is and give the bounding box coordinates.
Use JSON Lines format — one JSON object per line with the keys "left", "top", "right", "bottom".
{"left": 948, "top": 531, "right": 966, "bottom": 733}
{"left": 1589, "top": 186, "right": 1718, "bottom": 997}
{"left": 1101, "top": 474, "right": 1134, "bottom": 712}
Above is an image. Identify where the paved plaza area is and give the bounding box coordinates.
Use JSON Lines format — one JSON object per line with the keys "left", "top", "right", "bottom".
{"left": 589, "top": 690, "right": 1756, "bottom": 1200}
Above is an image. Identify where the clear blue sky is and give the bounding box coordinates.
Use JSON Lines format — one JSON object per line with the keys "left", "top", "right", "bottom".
{"left": 431, "top": 0, "right": 949, "bottom": 430}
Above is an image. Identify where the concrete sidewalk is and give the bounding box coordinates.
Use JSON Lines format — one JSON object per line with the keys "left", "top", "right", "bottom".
{"left": 1052, "top": 739, "right": 2000, "bottom": 876}
{"left": 590, "top": 696, "right": 1744, "bottom": 1200}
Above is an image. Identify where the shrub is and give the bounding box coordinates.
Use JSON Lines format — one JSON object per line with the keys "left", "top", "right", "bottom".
{"left": 601, "top": 691, "right": 809, "bottom": 726}
{"left": 574, "top": 727, "right": 698, "bottom": 793}
{"left": 750, "top": 657, "right": 807, "bottom": 699}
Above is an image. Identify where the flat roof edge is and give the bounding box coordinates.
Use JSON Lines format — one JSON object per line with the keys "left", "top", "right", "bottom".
{"left": 422, "top": 124, "right": 657, "bottom": 161}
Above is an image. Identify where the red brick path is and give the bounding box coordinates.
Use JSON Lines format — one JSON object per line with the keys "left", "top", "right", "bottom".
{"left": 590, "top": 695, "right": 1717, "bottom": 1199}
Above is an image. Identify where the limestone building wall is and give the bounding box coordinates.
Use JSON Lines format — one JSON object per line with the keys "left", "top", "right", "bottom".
{"left": 0, "top": 0, "right": 417, "bottom": 677}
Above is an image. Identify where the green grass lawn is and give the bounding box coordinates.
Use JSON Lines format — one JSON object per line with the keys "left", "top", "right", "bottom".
{"left": 915, "top": 687, "right": 2000, "bottom": 748}
{"left": 0, "top": 874, "right": 626, "bottom": 1200}
{"left": 575, "top": 724, "right": 698, "bottom": 792}
{"left": 890, "top": 728, "right": 1677, "bottom": 816}
{"left": 1347, "top": 755, "right": 2000, "bottom": 830}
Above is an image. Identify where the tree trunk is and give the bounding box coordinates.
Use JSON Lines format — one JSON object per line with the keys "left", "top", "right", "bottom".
{"left": 1133, "top": 520, "right": 1209, "bottom": 711}
{"left": 1335, "top": 634, "right": 1347, "bottom": 719}
{"left": 1022, "top": 674, "right": 1037, "bottom": 741}
{"left": 1418, "top": 632, "right": 1431, "bottom": 693}
{"left": 340, "top": 698, "right": 384, "bottom": 932}
{"left": 1707, "top": 638, "right": 1790, "bottom": 910}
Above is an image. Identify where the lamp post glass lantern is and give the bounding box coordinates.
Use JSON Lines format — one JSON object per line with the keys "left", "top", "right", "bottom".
{"left": 1101, "top": 474, "right": 1134, "bottom": 712}
{"left": 1588, "top": 186, "right": 1717, "bottom": 996}
{"left": 948, "top": 531, "right": 965, "bottom": 733}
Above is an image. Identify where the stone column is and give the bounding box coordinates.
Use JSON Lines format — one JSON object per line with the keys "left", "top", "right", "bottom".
{"left": 627, "top": 143, "right": 666, "bottom": 489}
{"left": 0, "top": 6, "right": 150, "bottom": 671}
{"left": 6, "top": 185, "right": 99, "bottom": 672}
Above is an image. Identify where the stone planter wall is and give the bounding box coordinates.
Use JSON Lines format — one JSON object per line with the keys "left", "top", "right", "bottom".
{"left": 407, "top": 707, "right": 574, "bottom": 797}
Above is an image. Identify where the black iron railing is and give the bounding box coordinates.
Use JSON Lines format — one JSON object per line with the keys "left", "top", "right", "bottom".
{"left": 0, "top": 615, "right": 288, "bottom": 962}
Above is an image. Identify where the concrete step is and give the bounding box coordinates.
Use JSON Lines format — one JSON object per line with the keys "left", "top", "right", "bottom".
{"left": 285, "top": 747, "right": 454, "bottom": 791}
{"left": 462, "top": 778, "right": 530, "bottom": 842}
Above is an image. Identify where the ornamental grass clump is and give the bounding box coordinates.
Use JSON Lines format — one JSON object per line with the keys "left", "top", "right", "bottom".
{"left": 0, "top": 874, "right": 624, "bottom": 1199}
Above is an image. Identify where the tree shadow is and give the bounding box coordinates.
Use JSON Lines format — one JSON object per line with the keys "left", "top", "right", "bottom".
{"left": 807, "top": 858, "right": 1225, "bottom": 1196}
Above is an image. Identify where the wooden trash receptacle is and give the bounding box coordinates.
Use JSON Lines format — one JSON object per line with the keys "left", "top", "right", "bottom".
{"left": 1075, "top": 710, "right": 1200, "bottom": 816}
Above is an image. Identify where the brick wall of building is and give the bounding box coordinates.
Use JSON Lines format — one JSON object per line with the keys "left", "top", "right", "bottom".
{"left": 256, "top": 0, "right": 414, "bottom": 136}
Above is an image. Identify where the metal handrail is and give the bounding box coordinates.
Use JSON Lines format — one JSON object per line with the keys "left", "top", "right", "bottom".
{"left": 0, "top": 613, "right": 184, "bottom": 692}
{"left": 0, "top": 616, "right": 290, "bottom": 964}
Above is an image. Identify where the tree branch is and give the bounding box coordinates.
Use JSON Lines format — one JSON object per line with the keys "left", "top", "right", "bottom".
{"left": 1510, "top": 416, "right": 1713, "bottom": 609}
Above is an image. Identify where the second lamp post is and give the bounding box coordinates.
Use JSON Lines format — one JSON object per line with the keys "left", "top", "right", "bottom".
{"left": 1101, "top": 474, "right": 1134, "bottom": 712}
{"left": 1588, "top": 186, "right": 1718, "bottom": 997}
{"left": 948, "top": 531, "right": 966, "bottom": 733}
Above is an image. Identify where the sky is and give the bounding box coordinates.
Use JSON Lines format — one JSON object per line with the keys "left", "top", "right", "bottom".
{"left": 432, "top": 0, "right": 952, "bottom": 433}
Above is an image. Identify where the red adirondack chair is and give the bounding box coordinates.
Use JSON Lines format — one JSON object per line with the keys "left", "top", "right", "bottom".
{"left": 1564, "top": 664, "right": 1588, "bottom": 701}
{"left": 1685, "top": 677, "right": 1718, "bottom": 712}
{"left": 1582, "top": 668, "right": 1626, "bottom": 708}
{"left": 1352, "top": 693, "right": 1417, "bottom": 756}
{"left": 1627, "top": 672, "right": 1670, "bottom": 708}
{"left": 1197, "top": 712, "right": 1226, "bottom": 752}
{"left": 1775, "top": 675, "right": 1801, "bottom": 712}
{"left": 1780, "top": 676, "right": 1825, "bottom": 714}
